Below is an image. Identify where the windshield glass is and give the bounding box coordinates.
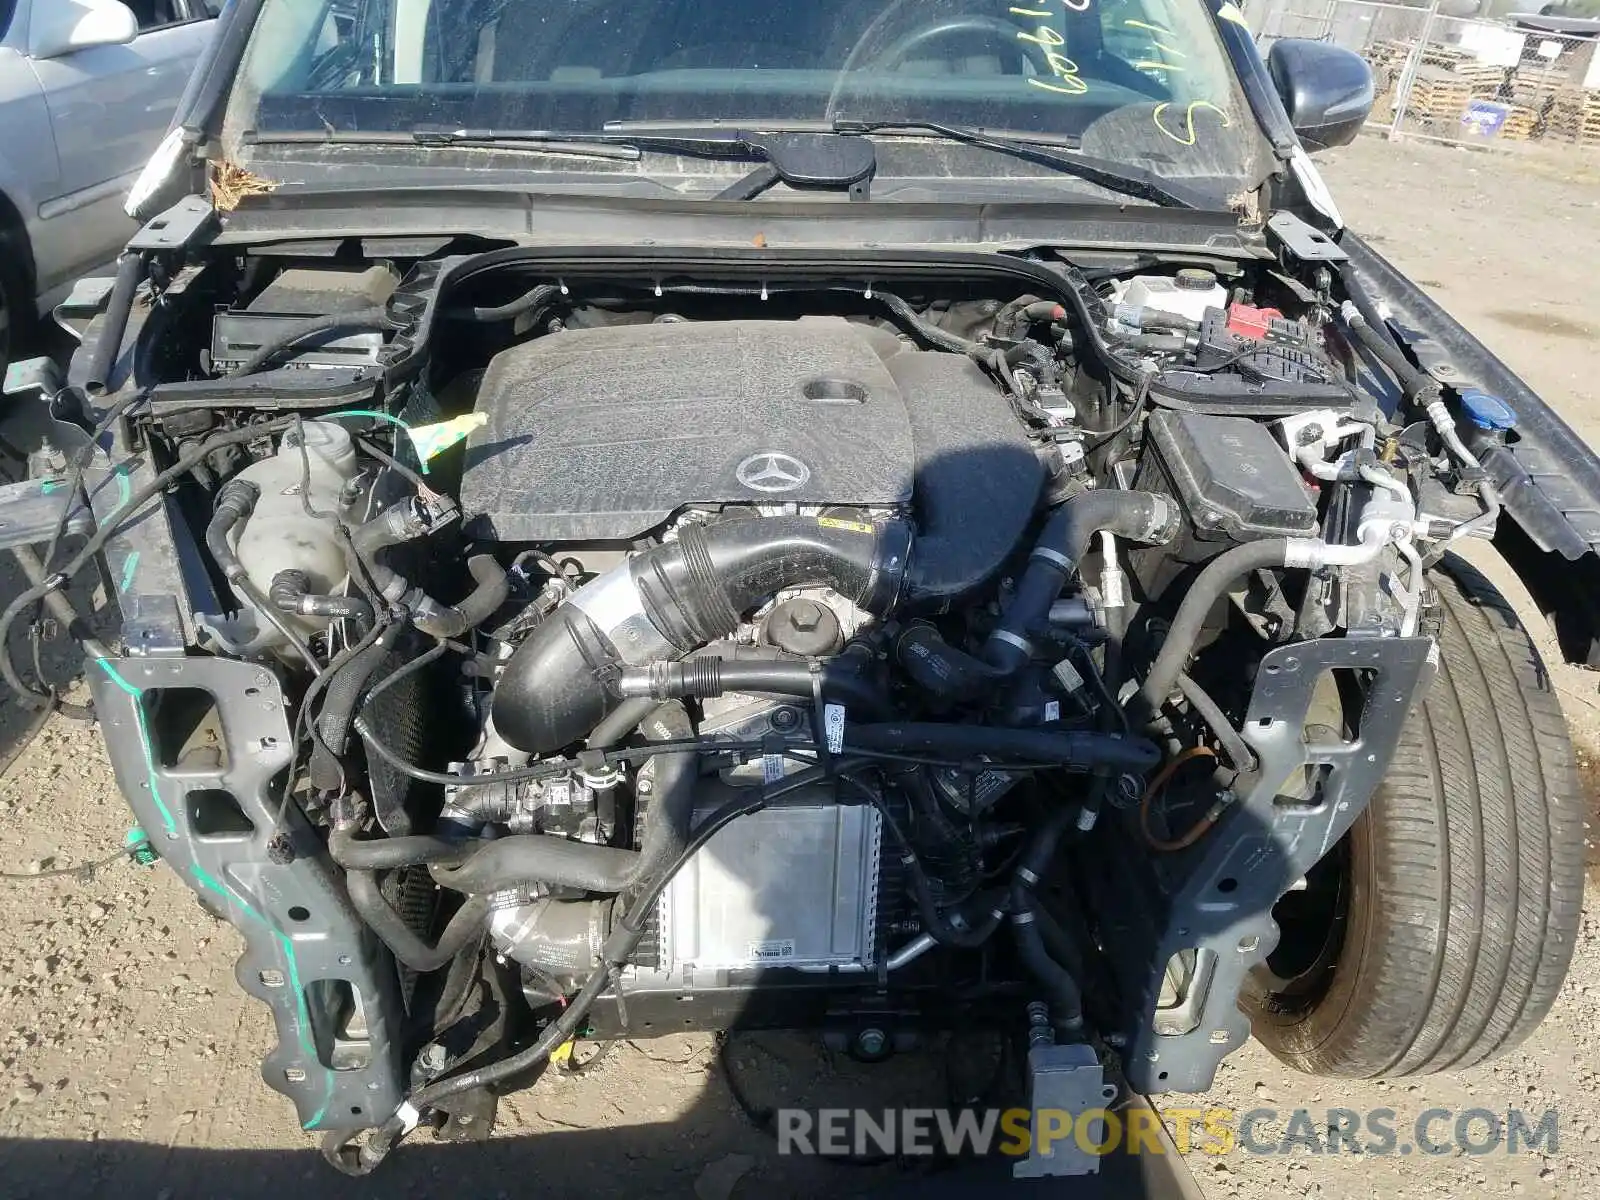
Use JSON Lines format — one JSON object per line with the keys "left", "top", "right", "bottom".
{"left": 224, "top": 0, "right": 1264, "bottom": 187}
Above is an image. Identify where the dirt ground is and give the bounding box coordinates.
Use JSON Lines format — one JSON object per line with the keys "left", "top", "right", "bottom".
{"left": 1, "top": 133, "right": 1599, "bottom": 1200}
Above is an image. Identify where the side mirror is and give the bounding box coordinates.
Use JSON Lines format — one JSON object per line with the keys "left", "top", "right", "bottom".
{"left": 1266, "top": 39, "right": 1375, "bottom": 152}
{"left": 28, "top": 0, "right": 140, "bottom": 61}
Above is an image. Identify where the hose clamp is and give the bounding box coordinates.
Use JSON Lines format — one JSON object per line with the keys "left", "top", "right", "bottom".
{"left": 990, "top": 629, "right": 1033, "bottom": 656}
{"left": 1030, "top": 546, "right": 1076, "bottom": 573}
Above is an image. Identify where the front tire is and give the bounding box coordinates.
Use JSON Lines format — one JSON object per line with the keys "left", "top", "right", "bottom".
{"left": 1246, "top": 555, "right": 1584, "bottom": 1077}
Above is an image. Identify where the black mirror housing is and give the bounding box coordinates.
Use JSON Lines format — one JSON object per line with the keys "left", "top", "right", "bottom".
{"left": 1266, "top": 39, "right": 1376, "bottom": 152}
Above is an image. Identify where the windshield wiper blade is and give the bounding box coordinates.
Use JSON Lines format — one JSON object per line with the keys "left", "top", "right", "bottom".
{"left": 246, "top": 127, "right": 645, "bottom": 160}
{"left": 829, "top": 118, "right": 1206, "bottom": 209}
{"left": 413, "top": 125, "right": 877, "bottom": 198}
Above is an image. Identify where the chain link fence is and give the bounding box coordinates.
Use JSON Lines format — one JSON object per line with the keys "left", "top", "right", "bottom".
{"left": 1245, "top": 0, "right": 1600, "bottom": 150}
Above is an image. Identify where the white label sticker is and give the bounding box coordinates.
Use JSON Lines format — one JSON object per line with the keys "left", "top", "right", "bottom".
{"left": 824, "top": 702, "right": 846, "bottom": 754}
{"left": 1044, "top": 700, "right": 1061, "bottom": 723}
{"left": 1054, "top": 659, "right": 1085, "bottom": 694}
{"left": 762, "top": 754, "right": 784, "bottom": 784}
{"left": 747, "top": 939, "right": 797, "bottom": 961}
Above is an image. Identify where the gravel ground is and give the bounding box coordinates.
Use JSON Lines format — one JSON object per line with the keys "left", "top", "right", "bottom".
{"left": 0, "top": 133, "right": 1598, "bottom": 1199}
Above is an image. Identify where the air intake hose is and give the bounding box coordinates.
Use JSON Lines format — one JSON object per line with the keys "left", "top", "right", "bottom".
{"left": 896, "top": 489, "right": 1179, "bottom": 701}
{"left": 492, "top": 515, "right": 910, "bottom": 754}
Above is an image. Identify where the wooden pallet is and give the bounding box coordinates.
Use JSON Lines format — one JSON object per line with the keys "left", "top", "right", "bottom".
{"left": 1547, "top": 87, "right": 1600, "bottom": 144}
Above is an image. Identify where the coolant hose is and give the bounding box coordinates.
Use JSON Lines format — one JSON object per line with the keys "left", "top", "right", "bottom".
{"left": 205, "top": 479, "right": 260, "bottom": 583}
{"left": 307, "top": 621, "right": 417, "bottom": 792}
{"left": 416, "top": 554, "right": 510, "bottom": 639}
{"left": 615, "top": 646, "right": 889, "bottom": 718}
{"left": 430, "top": 704, "right": 698, "bottom": 896}
{"left": 895, "top": 489, "right": 1178, "bottom": 702}
{"left": 493, "top": 516, "right": 908, "bottom": 754}
{"left": 429, "top": 834, "right": 644, "bottom": 895}
{"left": 345, "top": 870, "right": 489, "bottom": 972}
{"left": 987, "top": 489, "right": 1178, "bottom": 673}
{"left": 1011, "top": 878, "right": 1085, "bottom": 1034}
{"left": 1341, "top": 302, "right": 1436, "bottom": 400}
{"left": 328, "top": 825, "right": 477, "bottom": 870}
{"left": 269, "top": 569, "right": 375, "bottom": 625}
{"left": 349, "top": 501, "right": 508, "bottom": 638}
{"left": 1138, "top": 539, "right": 1292, "bottom": 714}
{"left": 85, "top": 251, "right": 145, "bottom": 395}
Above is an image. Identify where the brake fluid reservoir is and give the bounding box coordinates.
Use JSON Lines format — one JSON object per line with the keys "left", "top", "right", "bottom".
{"left": 233, "top": 420, "right": 360, "bottom": 635}
{"left": 1114, "top": 269, "right": 1227, "bottom": 325}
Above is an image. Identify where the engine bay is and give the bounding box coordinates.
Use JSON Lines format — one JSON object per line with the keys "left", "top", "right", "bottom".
{"left": 19, "top": 231, "right": 1502, "bottom": 1174}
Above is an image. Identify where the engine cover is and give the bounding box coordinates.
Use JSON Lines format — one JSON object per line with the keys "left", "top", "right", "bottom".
{"left": 461, "top": 317, "right": 917, "bottom": 541}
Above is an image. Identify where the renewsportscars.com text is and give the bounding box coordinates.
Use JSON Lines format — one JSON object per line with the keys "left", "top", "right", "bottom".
{"left": 776, "top": 1107, "right": 1559, "bottom": 1159}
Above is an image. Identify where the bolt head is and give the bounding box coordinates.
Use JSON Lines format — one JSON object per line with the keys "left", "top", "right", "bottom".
{"left": 788, "top": 599, "right": 824, "bottom": 631}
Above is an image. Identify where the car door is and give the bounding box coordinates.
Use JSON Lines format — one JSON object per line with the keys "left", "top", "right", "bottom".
{"left": 23, "top": 0, "right": 216, "bottom": 293}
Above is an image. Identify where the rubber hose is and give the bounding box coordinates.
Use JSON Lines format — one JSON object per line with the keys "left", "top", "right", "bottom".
{"left": 1343, "top": 306, "right": 1436, "bottom": 401}
{"left": 363, "top": 778, "right": 822, "bottom": 1167}
{"left": 842, "top": 723, "right": 1161, "bottom": 773}
{"left": 1175, "top": 672, "right": 1258, "bottom": 773}
{"left": 894, "top": 489, "right": 1177, "bottom": 701}
{"left": 269, "top": 569, "right": 374, "bottom": 624}
{"left": 1010, "top": 880, "right": 1085, "bottom": 1033}
{"left": 616, "top": 651, "right": 889, "bottom": 719}
{"left": 450, "top": 283, "right": 562, "bottom": 323}
{"left": 85, "top": 251, "right": 145, "bottom": 395}
{"left": 1138, "top": 539, "right": 1291, "bottom": 716}
{"left": 429, "top": 836, "right": 643, "bottom": 895}
{"left": 327, "top": 825, "right": 477, "bottom": 870}
{"left": 413, "top": 555, "right": 510, "bottom": 639}
{"left": 225, "top": 308, "right": 390, "bottom": 378}
{"left": 985, "top": 489, "right": 1178, "bottom": 674}
{"left": 310, "top": 632, "right": 409, "bottom": 792}
{"left": 585, "top": 697, "right": 662, "bottom": 749}
{"left": 874, "top": 290, "right": 985, "bottom": 357}
{"left": 431, "top": 704, "right": 698, "bottom": 895}
{"left": 205, "top": 479, "right": 260, "bottom": 583}
{"left": 853, "top": 781, "right": 1002, "bottom": 949}
{"left": 346, "top": 870, "right": 489, "bottom": 972}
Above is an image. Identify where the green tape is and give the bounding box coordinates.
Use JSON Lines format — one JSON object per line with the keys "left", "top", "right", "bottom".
{"left": 92, "top": 655, "right": 333, "bottom": 1130}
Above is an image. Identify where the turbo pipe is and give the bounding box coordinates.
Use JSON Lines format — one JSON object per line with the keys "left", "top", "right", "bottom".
{"left": 493, "top": 516, "right": 909, "bottom": 755}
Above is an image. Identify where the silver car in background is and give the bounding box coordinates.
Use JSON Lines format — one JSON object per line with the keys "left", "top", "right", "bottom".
{"left": 0, "top": 0, "right": 216, "bottom": 367}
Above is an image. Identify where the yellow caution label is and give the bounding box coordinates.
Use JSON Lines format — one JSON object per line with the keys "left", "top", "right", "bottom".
{"left": 549, "top": 1039, "right": 575, "bottom": 1067}
{"left": 818, "top": 516, "right": 875, "bottom": 535}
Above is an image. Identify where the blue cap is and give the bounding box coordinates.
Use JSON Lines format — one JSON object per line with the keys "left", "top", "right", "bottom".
{"left": 1460, "top": 389, "right": 1517, "bottom": 432}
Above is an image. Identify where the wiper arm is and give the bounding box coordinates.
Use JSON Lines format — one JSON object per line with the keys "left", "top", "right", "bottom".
{"left": 409, "top": 125, "right": 878, "bottom": 198}
{"left": 829, "top": 118, "right": 1206, "bottom": 209}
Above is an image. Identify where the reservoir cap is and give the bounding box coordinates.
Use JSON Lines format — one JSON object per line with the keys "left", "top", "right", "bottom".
{"left": 1460, "top": 389, "right": 1517, "bottom": 432}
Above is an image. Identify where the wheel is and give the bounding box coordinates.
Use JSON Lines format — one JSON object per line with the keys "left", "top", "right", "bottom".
{"left": 1245, "top": 554, "right": 1584, "bottom": 1077}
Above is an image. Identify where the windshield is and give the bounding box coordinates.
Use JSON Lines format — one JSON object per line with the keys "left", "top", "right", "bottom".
{"left": 223, "top": 0, "right": 1265, "bottom": 188}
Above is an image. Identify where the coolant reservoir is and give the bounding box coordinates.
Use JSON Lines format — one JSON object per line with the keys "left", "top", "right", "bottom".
{"left": 232, "top": 420, "right": 360, "bottom": 636}
{"left": 1114, "top": 269, "right": 1227, "bottom": 324}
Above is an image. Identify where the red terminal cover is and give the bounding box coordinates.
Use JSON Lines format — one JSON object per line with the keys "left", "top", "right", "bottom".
{"left": 1226, "top": 302, "right": 1283, "bottom": 340}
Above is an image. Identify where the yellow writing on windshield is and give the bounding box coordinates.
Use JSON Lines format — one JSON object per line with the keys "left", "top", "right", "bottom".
{"left": 1013, "top": 0, "right": 1092, "bottom": 96}
{"left": 1152, "top": 99, "right": 1231, "bottom": 145}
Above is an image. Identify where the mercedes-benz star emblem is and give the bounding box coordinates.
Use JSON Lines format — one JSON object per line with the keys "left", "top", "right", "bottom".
{"left": 735, "top": 452, "right": 811, "bottom": 493}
